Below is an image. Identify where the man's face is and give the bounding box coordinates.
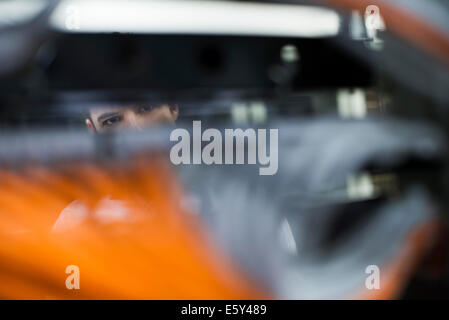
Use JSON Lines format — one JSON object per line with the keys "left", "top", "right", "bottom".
{"left": 86, "top": 104, "right": 179, "bottom": 133}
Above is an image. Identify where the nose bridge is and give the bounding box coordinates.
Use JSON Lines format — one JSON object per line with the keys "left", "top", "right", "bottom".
{"left": 125, "top": 109, "right": 141, "bottom": 130}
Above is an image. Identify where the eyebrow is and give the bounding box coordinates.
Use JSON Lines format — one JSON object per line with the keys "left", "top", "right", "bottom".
{"left": 96, "top": 112, "right": 122, "bottom": 123}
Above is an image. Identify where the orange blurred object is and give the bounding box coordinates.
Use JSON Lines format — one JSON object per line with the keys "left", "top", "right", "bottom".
{"left": 0, "top": 157, "right": 267, "bottom": 299}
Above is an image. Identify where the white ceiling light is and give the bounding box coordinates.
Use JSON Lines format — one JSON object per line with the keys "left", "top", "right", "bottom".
{"left": 49, "top": 0, "right": 340, "bottom": 37}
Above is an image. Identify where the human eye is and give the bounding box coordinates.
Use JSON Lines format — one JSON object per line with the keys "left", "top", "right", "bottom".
{"left": 136, "top": 105, "right": 155, "bottom": 114}
{"left": 101, "top": 115, "right": 123, "bottom": 127}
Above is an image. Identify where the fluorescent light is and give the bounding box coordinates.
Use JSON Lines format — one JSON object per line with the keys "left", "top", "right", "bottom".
{"left": 49, "top": 0, "right": 340, "bottom": 37}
